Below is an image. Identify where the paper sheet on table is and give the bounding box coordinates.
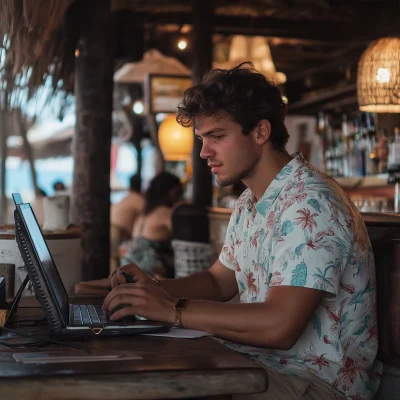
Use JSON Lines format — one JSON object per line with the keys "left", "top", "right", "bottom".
{"left": 142, "top": 327, "right": 213, "bottom": 339}
{"left": 13, "top": 351, "right": 142, "bottom": 364}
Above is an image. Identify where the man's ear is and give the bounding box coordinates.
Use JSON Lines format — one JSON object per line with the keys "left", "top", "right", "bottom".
{"left": 254, "top": 120, "right": 271, "bottom": 145}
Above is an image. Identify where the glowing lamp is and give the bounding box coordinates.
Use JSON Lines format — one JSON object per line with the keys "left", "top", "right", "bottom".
{"left": 158, "top": 114, "right": 194, "bottom": 161}
{"left": 357, "top": 37, "right": 400, "bottom": 113}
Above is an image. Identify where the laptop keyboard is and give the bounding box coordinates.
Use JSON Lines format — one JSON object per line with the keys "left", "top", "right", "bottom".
{"left": 71, "top": 304, "right": 136, "bottom": 326}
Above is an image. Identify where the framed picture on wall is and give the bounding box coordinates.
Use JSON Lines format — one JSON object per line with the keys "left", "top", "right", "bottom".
{"left": 145, "top": 74, "right": 192, "bottom": 114}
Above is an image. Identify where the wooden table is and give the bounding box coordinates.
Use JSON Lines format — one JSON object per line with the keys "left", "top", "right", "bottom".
{"left": 0, "top": 305, "right": 267, "bottom": 400}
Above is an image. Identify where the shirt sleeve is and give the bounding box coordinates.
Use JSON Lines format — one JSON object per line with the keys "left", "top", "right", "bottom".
{"left": 270, "top": 194, "right": 353, "bottom": 298}
{"left": 218, "top": 203, "right": 241, "bottom": 271}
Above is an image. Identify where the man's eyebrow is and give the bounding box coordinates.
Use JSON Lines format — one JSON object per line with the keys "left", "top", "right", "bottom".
{"left": 195, "top": 128, "right": 226, "bottom": 137}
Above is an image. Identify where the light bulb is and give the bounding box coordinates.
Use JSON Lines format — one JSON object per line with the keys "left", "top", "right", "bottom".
{"left": 133, "top": 100, "right": 144, "bottom": 115}
{"left": 376, "top": 68, "right": 390, "bottom": 83}
{"left": 178, "top": 40, "right": 187, "bottom": 50}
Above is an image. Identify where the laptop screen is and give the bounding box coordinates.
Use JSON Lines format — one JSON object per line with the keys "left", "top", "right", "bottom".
{"left": 16, "top": 202, "right": 69, "bottom": 322}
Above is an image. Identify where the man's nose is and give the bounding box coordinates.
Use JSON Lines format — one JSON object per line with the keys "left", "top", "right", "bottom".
{"left": 200, "top": 141, "right": 213, "bottom": 160}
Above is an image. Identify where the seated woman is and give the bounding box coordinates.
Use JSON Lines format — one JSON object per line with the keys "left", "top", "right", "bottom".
{"left": 119, "top": 172, "right": 183, "bottom": 278}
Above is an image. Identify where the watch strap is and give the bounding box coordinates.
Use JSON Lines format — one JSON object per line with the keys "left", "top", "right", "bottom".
{"left": 174, "top": 298, "right": 190, "bottom": 328}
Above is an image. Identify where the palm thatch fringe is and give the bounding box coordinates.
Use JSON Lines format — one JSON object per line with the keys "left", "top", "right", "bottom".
{"left": 0, "top": 0, "right": 75, "bottom": 110}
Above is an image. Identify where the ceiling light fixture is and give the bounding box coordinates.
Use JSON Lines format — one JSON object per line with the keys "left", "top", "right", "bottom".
{"left": 357, "top": 37, "right": 400, "bottom": 113}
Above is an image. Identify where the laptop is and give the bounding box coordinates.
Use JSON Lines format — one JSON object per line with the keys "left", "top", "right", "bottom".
{"left": 11, "top": 193, "right": 170, "bottom": 338}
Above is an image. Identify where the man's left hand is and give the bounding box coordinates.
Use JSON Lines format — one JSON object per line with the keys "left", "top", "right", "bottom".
{"left": 102, "top": 282, "right": 178, "bottom": 324}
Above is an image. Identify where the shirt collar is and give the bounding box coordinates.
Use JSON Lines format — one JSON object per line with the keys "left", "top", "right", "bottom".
{"left": 245, "top": 152, "right": 307, "bottom": 217}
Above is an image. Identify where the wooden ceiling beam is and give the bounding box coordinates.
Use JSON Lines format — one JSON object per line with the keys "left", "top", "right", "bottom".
{"left": 122, "top": 11, "right": 399, "bottom": 43}
{"left": 287, "top": 47, "right": 364, "bottom": 81}
{"left": 270, "top": 47, "right": 356, "bottom": 61}
{"left": 288, "top": 84, "right": 357, "bottom": 113}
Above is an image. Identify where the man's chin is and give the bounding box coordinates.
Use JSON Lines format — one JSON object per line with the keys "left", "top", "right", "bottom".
{"left": 217, "top": 175, "right": 238, "bottom": 187}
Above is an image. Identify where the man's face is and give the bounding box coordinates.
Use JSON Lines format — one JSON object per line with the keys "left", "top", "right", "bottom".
{"left": 195, "top": 114, "right": 261, "bottom": 187}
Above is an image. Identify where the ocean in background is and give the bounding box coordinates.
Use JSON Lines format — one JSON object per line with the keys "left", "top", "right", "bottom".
{"left": 4, "top": 142, "right": 158, "bottom": 205}
{"left": 4, "top": 158, "right": 133, "bottom": 203}
{"left": 5, "top": 139, "right": 159, "bottom": 198}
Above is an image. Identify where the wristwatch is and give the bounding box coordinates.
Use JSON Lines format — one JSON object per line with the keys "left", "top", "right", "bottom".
{"left": 174, "top": 298, "right": 190, "bottom": 328}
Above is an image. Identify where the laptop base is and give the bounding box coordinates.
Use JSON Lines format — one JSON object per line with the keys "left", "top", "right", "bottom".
{"left": 55, "top": 325, "right": 170, "bottom": 339}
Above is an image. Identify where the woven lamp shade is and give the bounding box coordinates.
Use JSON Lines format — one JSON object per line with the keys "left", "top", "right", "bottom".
{"left": 357, "top": 37, "right": 400, "bottom": 113}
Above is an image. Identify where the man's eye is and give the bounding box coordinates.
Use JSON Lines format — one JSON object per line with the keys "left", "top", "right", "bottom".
{"left": 212, "top": 135, "right": 224, "bottom": 141}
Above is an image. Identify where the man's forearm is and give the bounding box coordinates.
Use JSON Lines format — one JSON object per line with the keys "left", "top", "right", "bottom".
{"left": 160, "top": 271, "right": 225, "bottom": 301}
{"left": 179, "top": 300, "right": 291, "bottom": 350}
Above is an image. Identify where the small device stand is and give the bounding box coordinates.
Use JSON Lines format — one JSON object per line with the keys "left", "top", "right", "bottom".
{"left": 3, "top": 274, "right": 30, "bottom": 327}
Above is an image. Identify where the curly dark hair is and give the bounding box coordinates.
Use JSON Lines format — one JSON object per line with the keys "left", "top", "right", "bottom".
{"left": 176, "top": 62, "right": 289, "bottom": 151}
{"left": 144, "top": 172, "right": 183, "bottom": 215}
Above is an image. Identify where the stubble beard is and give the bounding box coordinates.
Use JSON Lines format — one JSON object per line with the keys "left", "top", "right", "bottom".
{"left": 216, "top": 155, "right": 260, "bottom": 187}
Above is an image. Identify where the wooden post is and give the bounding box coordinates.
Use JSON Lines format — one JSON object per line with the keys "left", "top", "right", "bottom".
{"left": 0, "top": 110, "right": 7, "bottom": 223}
{"left": 71, "top": 0, "right": 114, "bottom": 280}
{"left": 191, "top": 0, "right": 213, "bottom": 207}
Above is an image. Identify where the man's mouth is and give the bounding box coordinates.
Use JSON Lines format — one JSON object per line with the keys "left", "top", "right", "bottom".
{"left": 208, "top": 162, "right": 222, "bottom": 174}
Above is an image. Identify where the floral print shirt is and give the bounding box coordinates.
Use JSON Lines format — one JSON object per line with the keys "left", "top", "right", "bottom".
{"left": 219, "top": 153, "right": 382, "bottom": 400}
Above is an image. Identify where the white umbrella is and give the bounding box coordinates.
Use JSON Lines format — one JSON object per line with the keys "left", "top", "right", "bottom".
{"left": 114, "top": 49, "right": 191, "bottom": 83}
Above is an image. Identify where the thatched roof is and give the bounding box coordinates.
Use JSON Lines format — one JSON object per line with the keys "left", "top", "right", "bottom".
{"left": 0, "top": 0, "right": 76, "bottom": 111}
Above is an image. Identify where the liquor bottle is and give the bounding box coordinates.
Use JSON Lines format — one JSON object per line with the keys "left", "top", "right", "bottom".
{"left": 341, "top": 115, "right": 349, "bottom": 177}
{"left": 347, "top": 133, "right": 355, "bottom": 177}
{"left": 360, "top": 115, "right": 369, "bottom": 176}
{"left": 350, "top": 118, "right": 359, "bottom": 176}
{"left": 389, "top": 127, "right": 400, "bottom": 169}
{"left": 378, "top": 128, "right": 389, "bottom": 174}
{"left": 354, "top": 118, "right": 366, "bottom": 176}
{"left": 323, "top": 115, "right": 334, "bottom": 176}
{"left": 366, "top": 113, "right": 378, "bottom": 175}
{"left": 316, "top": 112, "right": 326, "bottom": 172}
{"left": 336, "top": 128, "right": 344, "bottom": 177}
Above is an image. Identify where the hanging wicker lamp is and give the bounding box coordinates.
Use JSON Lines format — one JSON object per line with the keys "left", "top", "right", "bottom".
{"left": 357, "top": 37, "right": 400, "bottom": 113}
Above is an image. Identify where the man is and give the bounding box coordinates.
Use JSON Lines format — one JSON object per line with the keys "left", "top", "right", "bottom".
{"left": 103, "top": 64, "right": 381, "bottom": 399}
{"left": 110, "top": 174, "right": 144, "bottom": 271}
{"left": 111, "top": 174, "right": 144, "bottom": 236}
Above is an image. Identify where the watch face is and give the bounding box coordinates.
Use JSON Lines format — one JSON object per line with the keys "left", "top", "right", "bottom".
{"left": 175, "top": 298, "right": 189, "bottom": 310}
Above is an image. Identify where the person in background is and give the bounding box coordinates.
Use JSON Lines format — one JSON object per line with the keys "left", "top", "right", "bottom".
{"left": 120, "top": 172, "right": 183, "bottom": 279}
{"left": 31, "top": 187, "right": 47, "bottom": 226}
{"left": 52, "top": 180, "right": 66, "bottom": 192}
{"left": 110, "top": 174, "right": 144, "bottom": 272}
{"left": 111, "top": 174, "right": 144, "bottom": 237}
{"left": 104, "top": 63, "right": 381, "bottom": 400}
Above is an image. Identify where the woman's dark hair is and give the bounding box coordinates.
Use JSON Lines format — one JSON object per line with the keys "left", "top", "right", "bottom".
{"left": 176, "top": 62, "right": 289, "bottom": 151}
{"left": 144, "top": 172, "right": 183, "bottom": 215}
{"left": 129, "top": 174, "right": 141, "bottom": 193}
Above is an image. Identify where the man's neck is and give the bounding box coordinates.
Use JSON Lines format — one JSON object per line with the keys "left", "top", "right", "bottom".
{"left": 243, "top": 149, "right": 293, "bottom": 200}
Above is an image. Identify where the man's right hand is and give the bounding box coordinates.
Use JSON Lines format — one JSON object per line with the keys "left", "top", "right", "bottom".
{"left": 109, "top": 263, "right": 154, "bottom": 289}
